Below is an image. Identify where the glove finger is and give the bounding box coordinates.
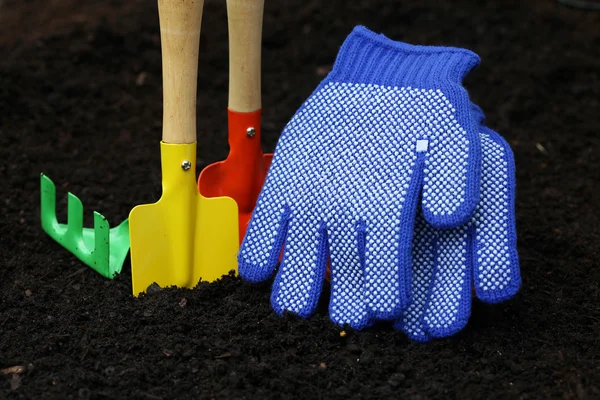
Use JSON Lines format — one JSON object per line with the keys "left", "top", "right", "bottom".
{"left": 421, "top": 93, "right": 480, "bottom": 229}
{"left": 237, "top": 180, "right": 291, "bottom": 283}
{"left": 472, "top": 129, "right": 521, "bottom": 303}
{"left": 270, "top": 217, "right": 328, "bottom": 318}
{"left": 327, "top": 221, "right": 371, "bottom": 330}
{"left": 423, "top": 224, "right": 472, "bottom": 339}
{"left": 358, "top": 121, "right": 427, "bottom": 320}
{"left": 363, "top": 208, "right": 415, "bottom": 320}
{"left": 362, "top": 142, "right": 427, "bottom": 320}
{"left": 394, "top": 211, "right": 437, "bottom": 342}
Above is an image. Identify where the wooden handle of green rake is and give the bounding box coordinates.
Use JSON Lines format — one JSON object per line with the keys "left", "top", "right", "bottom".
{"left": 158, "top": 0, "right": 204, "bottom": 144}
{"left": 227, "top": 0, "right": 264, "bottom": 112}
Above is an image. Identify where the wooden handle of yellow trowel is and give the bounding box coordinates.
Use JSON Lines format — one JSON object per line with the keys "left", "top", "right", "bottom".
{"left": 227, "top": 0, "right": 264, "bottom": 113}
{"left": 158, "top": 0, "right": 204, "bottom": 144}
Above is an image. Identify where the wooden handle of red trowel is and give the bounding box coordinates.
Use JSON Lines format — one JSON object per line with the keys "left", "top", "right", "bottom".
{"left": 227, "top": 0, "right": 263, "bottom": 113}
{"left": 158, "top": 0, "right": 204, "bottom": 144}
{"left": 221, "top": 0, "right": 270, "bottom": 243}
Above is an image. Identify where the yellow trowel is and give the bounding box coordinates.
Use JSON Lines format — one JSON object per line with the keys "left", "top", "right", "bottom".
{"left": 128, "top": 0, "right": 239, "bottom": 296}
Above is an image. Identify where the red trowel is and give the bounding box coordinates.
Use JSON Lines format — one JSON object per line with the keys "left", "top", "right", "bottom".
{"left": 198, "top": 0, "right": 273, "bottom": 244}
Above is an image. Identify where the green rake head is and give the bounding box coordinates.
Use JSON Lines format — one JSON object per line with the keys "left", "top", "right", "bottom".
{"left": 40, "top": 173, "right": 130, "bottom": 279}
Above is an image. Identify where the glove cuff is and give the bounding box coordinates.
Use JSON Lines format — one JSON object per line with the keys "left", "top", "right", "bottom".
{"left": 328, "top": 25, "right": 480, "bottom": 87}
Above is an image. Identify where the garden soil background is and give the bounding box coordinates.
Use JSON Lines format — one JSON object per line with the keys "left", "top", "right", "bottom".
{"left": 1, "top": 0, "right": 599, "bottom": 398}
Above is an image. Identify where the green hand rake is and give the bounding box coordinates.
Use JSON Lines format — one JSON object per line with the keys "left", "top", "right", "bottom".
{"left": 40, "top": 173, "right": 130, "bottom": 279}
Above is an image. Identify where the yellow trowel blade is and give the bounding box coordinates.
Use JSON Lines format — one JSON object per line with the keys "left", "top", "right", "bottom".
{"left": 129, "top": 142, "right": 239, "bottom": 296}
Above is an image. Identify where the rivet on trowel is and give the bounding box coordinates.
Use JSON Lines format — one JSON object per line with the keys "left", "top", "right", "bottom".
{"left": 181, "top": 160, "right": 191, "bottom": 171}
{"left": 246, "top": 127, "right": 256, "bottom": 138}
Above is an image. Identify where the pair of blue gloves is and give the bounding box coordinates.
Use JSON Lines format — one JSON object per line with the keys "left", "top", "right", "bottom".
{"left": 237, "top": 26, "right": 521, "bottom": 341}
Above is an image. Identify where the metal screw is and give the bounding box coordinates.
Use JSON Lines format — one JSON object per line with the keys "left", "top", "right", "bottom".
{"left": 246, "top": 127, "right": 256, "bottom": 138}
{"left": 181, "top": 160, "right": 191, "bottom": 171}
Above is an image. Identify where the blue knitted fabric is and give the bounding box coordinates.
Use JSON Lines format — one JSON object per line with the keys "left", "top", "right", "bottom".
{"left": 396, "top": 106, "right": 521, "bottom": 342}
{"left": 238, "top": 25, "right": 481, "bottom": 328}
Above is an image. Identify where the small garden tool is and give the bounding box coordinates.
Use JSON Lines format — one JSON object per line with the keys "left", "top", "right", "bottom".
{"left": 40, "top": 173, "right": 130, "bottom": 279}
{"left": 128, "top": 0, "right": 239, "bottom": 296}
{"left": 198, "top": 0, "right": 273, "bottom": 244}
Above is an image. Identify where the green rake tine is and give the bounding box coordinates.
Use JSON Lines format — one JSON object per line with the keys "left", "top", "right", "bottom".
{"left": 40, "top": 173, "right": 130, "bottom": 279}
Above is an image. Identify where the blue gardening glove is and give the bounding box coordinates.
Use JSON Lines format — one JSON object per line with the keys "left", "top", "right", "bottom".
{"left": 238, "top": 26, "right": 482, "bottom": 329}
{"left": 396, "top": 105, "right": 521, "bottom": 341}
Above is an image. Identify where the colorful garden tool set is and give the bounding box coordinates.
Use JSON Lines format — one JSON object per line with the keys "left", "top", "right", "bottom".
{"left": 40, "top": 2, "right": 521, "bottom": 341}
{"left": 40, "top": 0, "right": 272, "bottom": 296}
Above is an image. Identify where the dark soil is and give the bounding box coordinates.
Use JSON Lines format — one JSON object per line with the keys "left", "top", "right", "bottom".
{"left": 1, "top": 0, "right": 599, "bottom": 398}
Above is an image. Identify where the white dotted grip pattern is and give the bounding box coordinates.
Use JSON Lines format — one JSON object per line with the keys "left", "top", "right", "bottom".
{"left": 238, "top": 81, "right": 474, "bottom": 328}
{"left": 397, "top": 130, "right": 520, "bottom": 341}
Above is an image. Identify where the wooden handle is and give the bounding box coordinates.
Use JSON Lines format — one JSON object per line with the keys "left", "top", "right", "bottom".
{"left": 158, "top": 0, "right": 204, "bottom": 144}
{"left": 226, "top": 0, "right": 264, "bottom": 113}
